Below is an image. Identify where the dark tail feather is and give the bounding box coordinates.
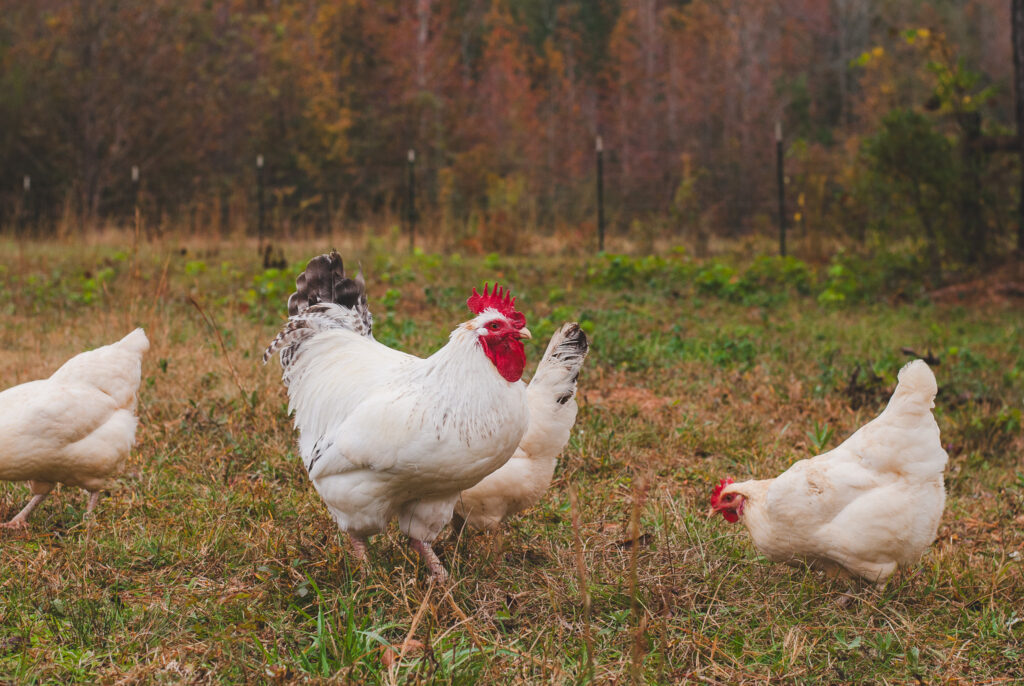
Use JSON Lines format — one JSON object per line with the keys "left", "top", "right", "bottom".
{"left": 287, "top": 251, "right": 368, "bottom": 319}
{"left": 264, "top": 251, "right": 374, "bottom": 373}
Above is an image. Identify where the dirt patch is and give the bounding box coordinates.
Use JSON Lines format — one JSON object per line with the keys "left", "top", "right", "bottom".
{"left": 584, "top": 386, "right": 675, "bottom": 413}
{"left": 930, "top": 262, "right": 1024, "bottom": 304}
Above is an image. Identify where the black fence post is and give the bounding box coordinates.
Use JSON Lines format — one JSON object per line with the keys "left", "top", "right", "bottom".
{"left": 407, "top": 149, "right": 416, "bottom": 253}
{"left": 256, "top": 154, "right": 265, "bottom": 249}
{"left": 775, "top": 122, "right": 787, "bottom": 257}
{"left": 131, "top": 165, "right": 140, "bottom": 232}
{"left": 596, "top": 135, "right": 605, "bottom": 253}
{"left": 22, "top": 175, "right": 31, "bottom": 235}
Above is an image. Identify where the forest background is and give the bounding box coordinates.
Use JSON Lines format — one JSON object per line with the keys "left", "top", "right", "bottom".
{"left": 0, "top": 0, "right": 1020, "bottom": 270}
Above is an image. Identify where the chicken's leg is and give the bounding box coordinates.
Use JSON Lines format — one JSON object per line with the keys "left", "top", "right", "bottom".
{"left": 2, "top": 481, "right": 55, "bottom": 529}
{"left": 86, "top": 491, "right": 102, "bottom": 514}
{"left": 410, "top": 539, "right": 448, "bottom": 583}
{"left": 1, "top": 493, "right": 49, "bottom": 529}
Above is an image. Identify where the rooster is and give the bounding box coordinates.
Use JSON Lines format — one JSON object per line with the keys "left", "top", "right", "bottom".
{"left": 263, "top": 252, "right": 532, "bottom": 580}
{"left": 710, "top": 360, "right": 947, "bottom": 583}
{"left": 453, "top": 322, "right": 588, "bottom": 531}
{"left": 0, "top": 328, "right": 149, "bottom": 528}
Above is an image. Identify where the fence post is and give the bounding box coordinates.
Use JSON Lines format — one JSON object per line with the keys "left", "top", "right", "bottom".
{"left": 407, "top": 149, "right": 416, "bottom": 253}
{"left": 775, "top": 122, "right": 787, "bottom": 257}
{"left": 256, "top": 154, "right": 265, "bottom": 249}
{"left": 22, "top": 175, "right": 31, "bottom": 235}
{"left": 596, "top": 135, "right": 605, "bottom": 253}
{"left": 131, "top": 165, "right": 140, "bottom": 233}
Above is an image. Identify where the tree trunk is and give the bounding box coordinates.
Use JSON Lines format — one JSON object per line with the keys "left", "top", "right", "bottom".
{"left": 1014, "top": 0, "right": 1024, "bottom": 254}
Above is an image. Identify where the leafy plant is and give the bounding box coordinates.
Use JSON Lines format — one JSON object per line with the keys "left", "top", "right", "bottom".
{"left": 807, "top": 421, "right": 835, "bottom": 453}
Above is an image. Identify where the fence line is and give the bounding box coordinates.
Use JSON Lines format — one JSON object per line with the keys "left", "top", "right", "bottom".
{"left": 1, "top": 130, "right": 904, "bottom": 259}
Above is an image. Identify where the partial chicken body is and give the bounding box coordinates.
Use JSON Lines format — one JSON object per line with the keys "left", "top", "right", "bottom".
{"left": 0, "top": 328, "right": 149, "bottom": 527}
{"left": 710, "top": 360, "right": 948, "bottom": 582}
{"left": 454, "top": 322, "right": 588, "bottom": 531}
{"left": 264, "top": 252, "right": 532, "bottom": 580}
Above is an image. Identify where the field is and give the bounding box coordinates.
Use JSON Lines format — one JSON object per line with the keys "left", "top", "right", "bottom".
{"left": 0, "top": 235, "right": 1022, "bottom": 683}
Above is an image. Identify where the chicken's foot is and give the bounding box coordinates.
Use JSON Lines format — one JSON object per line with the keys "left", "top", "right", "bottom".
{"left": 1, "top": 493, "right": 49, "bottom": 529}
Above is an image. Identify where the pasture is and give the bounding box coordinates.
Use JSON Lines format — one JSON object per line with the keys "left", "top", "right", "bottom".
{"left": 0, "top": 235, "right": 1021, "bottom": 683}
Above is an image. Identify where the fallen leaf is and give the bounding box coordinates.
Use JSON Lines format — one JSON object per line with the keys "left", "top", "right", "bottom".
{"left": 382, "top": 639, "right": 426, "bottom": 667}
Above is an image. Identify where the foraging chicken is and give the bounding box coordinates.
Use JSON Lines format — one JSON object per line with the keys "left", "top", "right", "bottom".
{"left": 0, "top": 328, "right": 149, "bottom": 528}
{"left": 263, "top": 252, "right": 532, "bottom": 581}
{"left": 453, "top": 322, "right": 588, "bottom": 531}
{"left": 710, "top": 360, "right": 947, "bottom": 583}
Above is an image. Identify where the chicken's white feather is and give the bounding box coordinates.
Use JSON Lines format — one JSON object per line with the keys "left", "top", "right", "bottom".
{"left": 0, "top": 329, "right": 148, "bottom": 525}
{"left": 454, "top": 322, "right": 589, "bottom": 530}
{"left": 717, "top": 360, "right": 948, "bottom": 582}
{"left": 265, "top": 252, "right": 531, "bottom": 578}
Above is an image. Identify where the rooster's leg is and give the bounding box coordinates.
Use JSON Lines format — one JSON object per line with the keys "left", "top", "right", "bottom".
{"left": 1, "top": 493, "right": 49, "bottom": 529}
{"left": 348, "top": 534, "right": 368, "bottom": 561}
{"left": 410, "top": 539, "right": 448, "bottom": 583}
{"left": 86, "top": 491, "right": 102, "bottom": 514}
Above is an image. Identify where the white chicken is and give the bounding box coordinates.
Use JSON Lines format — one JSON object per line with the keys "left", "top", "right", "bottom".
{"left": 453, "top": 322, "right": 588, "bottom": 531}
{"left": 263, "top": 252, "right": 533, "bottom": 580}
{"left": 710, "top": 360, "right": 948, "bottom": 583}
{"left": 0, "top": 328, "right": 149, "bottom": 528}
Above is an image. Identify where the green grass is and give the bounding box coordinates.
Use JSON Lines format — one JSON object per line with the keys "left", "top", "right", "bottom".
{"left": 0, "top": 237, "right": 1021, "bottom": 682}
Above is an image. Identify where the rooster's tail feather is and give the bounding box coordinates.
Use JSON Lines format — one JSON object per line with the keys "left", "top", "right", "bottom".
{"left": 263, "top": 251, "right": 374, "bottom": 372}
{"left": 287, "top": 251, "right": 369, "bottom": 323}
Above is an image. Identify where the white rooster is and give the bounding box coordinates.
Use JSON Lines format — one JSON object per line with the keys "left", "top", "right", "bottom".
{"left": 710, "top": 360, "right": 948, "bottom": 583}
{"left": 0, "top": 328, "right": 149, "bottom": 528}
{"left": 453, "top": 322, "right": 588, "bottom": 531}
{"left": 263, "top": 252, "right": 533, "bottom": 580}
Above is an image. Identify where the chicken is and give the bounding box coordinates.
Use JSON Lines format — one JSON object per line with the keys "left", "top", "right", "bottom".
{"left": 263, "top": 251, "right": 532, "bottom": 581}
{"left": 710, "top": 360, "right": 947, "bottom": 583}
{"left": 0, "top": 328, "right": 149, "bottom": 528}
{"left": 453, "top": 322, "right": 588, "bottom": 531}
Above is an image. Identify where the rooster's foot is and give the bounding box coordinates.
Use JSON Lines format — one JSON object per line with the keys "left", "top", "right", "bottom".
{"left": 410, "top": 539, "right": 448, "bottom": 583}
{"left": 348, "top": 534, "right": 368, "bottom": 561}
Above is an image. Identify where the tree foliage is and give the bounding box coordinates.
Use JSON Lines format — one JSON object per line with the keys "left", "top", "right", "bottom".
{"left": 0, "top": 0, "right": 1016, "bottom": 264}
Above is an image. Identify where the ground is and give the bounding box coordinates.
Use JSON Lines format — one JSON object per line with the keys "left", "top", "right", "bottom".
{"left": 0, "top": 235, "right": 1021, "bottom": 683}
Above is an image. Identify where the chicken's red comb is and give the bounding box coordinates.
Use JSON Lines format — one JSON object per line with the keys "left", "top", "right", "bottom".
{"left": 710, "top": 477, "right": 735, "bottom": 508}
{"left": 467, "top": 283, "right": 526, "bottom": 328}
{"left": 711, "top": 477, "right": 739, "bottom": 523}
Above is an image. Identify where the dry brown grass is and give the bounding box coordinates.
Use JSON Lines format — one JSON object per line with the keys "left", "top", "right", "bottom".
{"left": 0, "top": 234, "right": 1021, "bottom": 683}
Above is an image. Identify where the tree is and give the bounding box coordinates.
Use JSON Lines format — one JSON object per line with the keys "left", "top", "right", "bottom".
{"left": 1014, "top": 0, "right": 1024, "bottom": 253}
{"left": 864, "top": 109, "right": 955, "bottom": 281}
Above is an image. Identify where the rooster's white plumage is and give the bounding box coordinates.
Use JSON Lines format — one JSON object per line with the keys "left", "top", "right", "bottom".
{"left": 264, "top": 252, "right": 533, "bottom": 580}
{"left": 454, "top": 322, "right": 588, "bottom": 531}
{"left": 0, "top": 328, "right": 149, "bottom": 528}
{"left": 710, "top": 360, "right": 948, "bottom": 583}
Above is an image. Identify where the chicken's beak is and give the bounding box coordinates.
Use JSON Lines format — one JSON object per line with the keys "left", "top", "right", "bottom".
{"left": 706, "top": 506, "right": 717, "bottom": 518}
{"left": 518, "top": 327, "right": 532, "bottom": 340}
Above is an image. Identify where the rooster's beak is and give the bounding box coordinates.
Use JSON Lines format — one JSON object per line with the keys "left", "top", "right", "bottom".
{"left": 518, "top": 327, "right": 532, "bottom": 340}
{"left": 706, "top": 507, "right": 716, "bottom": 518}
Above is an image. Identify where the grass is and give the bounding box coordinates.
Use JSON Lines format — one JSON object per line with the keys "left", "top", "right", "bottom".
{"left": 0, "top": 234, "right": 1021, "bottom": 683}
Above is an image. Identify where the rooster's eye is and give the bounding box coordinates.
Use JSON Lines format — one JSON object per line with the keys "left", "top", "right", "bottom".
{"left": 488, "top": 322, "right": 500, "bottom": 330}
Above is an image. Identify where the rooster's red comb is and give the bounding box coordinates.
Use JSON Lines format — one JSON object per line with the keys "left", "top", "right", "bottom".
{"left": 467, "top": 283, "right": 526, "bottom": 328}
